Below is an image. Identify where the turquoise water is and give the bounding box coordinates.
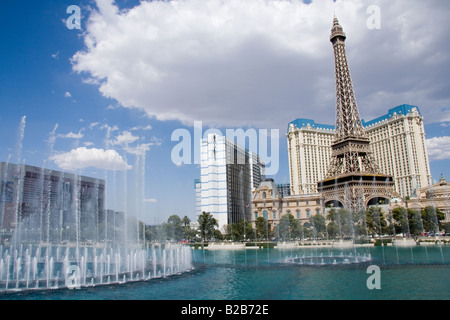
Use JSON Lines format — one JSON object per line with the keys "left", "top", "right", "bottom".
{"left": 1, "top": 246, "right": 449, "bottom": 300}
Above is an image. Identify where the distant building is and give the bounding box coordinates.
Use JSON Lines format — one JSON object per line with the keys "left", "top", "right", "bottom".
{"left": 103, "top": 209, "right": 125, "bottom": 242}
{"left": 194, "top": 179, "right": 201, "bottom": 217}
{"left": 276, "top": 183, "right": 291, "bottom": 198}
{"left": 407, "top": 175, "right": 450, "bottom": 223}
{"left": 0, "top": 162, "right": 105, "bottom": 243}
{"left": 251, "top": 179, "right": 323, "bottom": 229}
{"left": 199, "top": 133, "right": 265, "bottom": 233}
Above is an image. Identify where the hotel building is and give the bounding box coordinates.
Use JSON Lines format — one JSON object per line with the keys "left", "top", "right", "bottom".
{"left": 0, "top": 162, "right": 105, "bottom": 242}
{"left": 252, "top": 179, "right": 323, "bottom": 229}
{"left": 287, "top": 104, "right": 432, "bottom": 199}
{"left": 199, "top": 133, "right": 265, "bottom": 232}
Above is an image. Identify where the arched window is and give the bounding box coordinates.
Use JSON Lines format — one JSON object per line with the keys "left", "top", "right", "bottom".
{"left": 263, "top": 210, "right": 268, "bottom": 220}
{"left": 273, "top": 211, "right": 276, "bottom": 219}
{"left": 296, "top": 209, "right": 300, "bottom": 219}
{"left": 262, "top": 192, "right": 267, "bottom": 199}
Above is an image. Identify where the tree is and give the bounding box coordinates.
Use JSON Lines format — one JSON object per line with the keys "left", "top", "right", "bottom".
{"left": 182, "top": 216, "right": 191, "bottom": 228}
{"left": 442, "top": 222, "right": 450, "bottom": 234}
{"left": 276, "top": 214, "right": 302, "bottom": 241}
{"left": 366, "top": 206, "right": 388, "bottom": 236}
{"left": 392, "top": 206, "right": 444, "bottom": 235}
{"left": 326, "top": 208, "right": 358, "bottom": 239}
{"left": 310, "top": 214, "right": 326, "bottom": 239}
{"left": 163, "top": 215, "right": 183, "bottom": 241}
{"left": 180, "top": 215, "right": 197, "bottom": 241}
{"left": 392, "top": 207, "right": 409, "bottom": 235}
{"left": 421, "top": 206, "right": 445, "bottom": 233}
{"left": 326, "top": 220, "right": 339, "bottom": 239}
{"left": 407, "top": 209, "right": 423, "bottom": 236}
{"left": 255, "top": 217, "right": 270, "bottom": 240}
{"left": 198, "top": 211, "right": 218, "bottom": 241}
{"left": 225, "top": 220, "right": 254, "bottom": 241}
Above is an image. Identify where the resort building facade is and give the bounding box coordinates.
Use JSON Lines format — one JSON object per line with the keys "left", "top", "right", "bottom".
{"left": 288, "top": 105, "right": 432, "bottom": 200}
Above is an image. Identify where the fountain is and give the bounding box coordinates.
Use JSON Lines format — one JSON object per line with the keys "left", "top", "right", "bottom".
{"left": 0, "top": 118, "right": 193, "bottom": 293}
{"left": 284, "top": 251, "right": 372, "bottom": 266}
{"left": 392, "top": 238, "right": 417, "bottom": 247}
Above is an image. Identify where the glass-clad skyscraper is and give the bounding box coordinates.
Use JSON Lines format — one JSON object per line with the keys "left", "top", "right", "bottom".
{"left": 199, "top": 134, "right": 265, "bottom": 233}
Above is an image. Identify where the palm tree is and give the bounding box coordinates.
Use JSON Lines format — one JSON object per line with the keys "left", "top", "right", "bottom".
{"left": 198, "top": 211, "right": 218, "bottom": 241}
{"left": 182, "top": 216, "right": 191, "bottom": 227}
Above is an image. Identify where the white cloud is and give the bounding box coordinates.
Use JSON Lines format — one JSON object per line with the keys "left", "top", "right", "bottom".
{"left": 111, "top": 130, "right": 139, "bottom": 146}
{"left": 426, "top": 136, "right": 450, "bottom": 161}
{"left": 100, "top": 123, "right": 119, "bottom": 131}
{"left": 57, "top": 131, "right": 84, "bottom": 139}
{"left": 72, "top": 0, "right": 450, "bottom": 129}
{"left": 64, "top": 91, "right": 72, "bottom": 98}
{"left": 143, "top": 198, "right": 157, "bottom": 203}
{"left": 130, "top": 125, "right": 152, "bottom": 131}
{"left": 123, "top": 143, "right": 151, "bottom": 156}
{"left": 106, "top": 104, "right": 119, "bottom": 110}
{"left": 89, "top": 122, "right": 100, "bottom": 129}
{"left": 50, "top": 147, "right": 132, "bottom": 171}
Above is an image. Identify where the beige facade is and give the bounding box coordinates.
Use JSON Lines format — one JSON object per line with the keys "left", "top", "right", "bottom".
{"left": 287, "top": 105, "right": 432, "bottom": 200}
{"left": 406, "top": 176, "right": 450, "bottom": 223}
{"left": 366, "top": 106, "right": 432, "bottom": 200}
{"left": 287, "top": 120, "right": 334, "bottom": 195}
{"left": 251, "top": 179, "right": 323, "bottom": 228}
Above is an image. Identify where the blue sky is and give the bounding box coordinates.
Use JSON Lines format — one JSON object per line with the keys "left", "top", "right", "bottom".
{"left": 1, "top": 0, "right": 449, "bottom": 224}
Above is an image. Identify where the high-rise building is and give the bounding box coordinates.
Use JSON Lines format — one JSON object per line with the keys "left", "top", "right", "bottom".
{"left": 199, "top": 133, "right": 265, "bottom": 232}
{"left": 0, "top": 162, "right": 105, "bottom": 242}
{"left": 365, "top": 105, "right": 431, "bottom": 199}
{"left": 287, "top": 119, "right": 335, "bottom": 195}
{"left": 194, "top": 179, "right": 202, "bottom": 216}
{"left": 288, "top": 105, "right": 431, "bottom": 199}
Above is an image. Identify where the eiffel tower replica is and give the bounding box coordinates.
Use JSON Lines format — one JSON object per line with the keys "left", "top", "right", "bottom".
{"left": 317, "top": 17, "right": 395, "bottom": 213}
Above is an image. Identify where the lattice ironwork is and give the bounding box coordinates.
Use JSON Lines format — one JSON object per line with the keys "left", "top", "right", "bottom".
{"left": 318, "top": 17, "right": 395, "bottom": 214}
{"left": 326, "top": 17, "right": 379, "bottom": 179}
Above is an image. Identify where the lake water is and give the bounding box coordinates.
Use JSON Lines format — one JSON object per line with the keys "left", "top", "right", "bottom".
{"left": 1, "top": 245, "right": 449, "bottom": 300}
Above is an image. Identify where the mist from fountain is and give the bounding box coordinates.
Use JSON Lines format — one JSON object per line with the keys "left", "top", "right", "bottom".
{"left": 0, "top": 118, "right": 193, "bottom": 293}
{"left": 284, "top": 175, "right": 450, "bottom": 267}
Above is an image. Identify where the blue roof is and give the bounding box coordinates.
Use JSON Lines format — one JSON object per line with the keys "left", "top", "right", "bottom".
{"left": 288, "top": 118, "right": 335, "bottom": 132}
{"left": 361, "top": 104, "right": 421, "bottom": 127}
{"left": 288, "top": 104, "right": 421, "bottom": 132}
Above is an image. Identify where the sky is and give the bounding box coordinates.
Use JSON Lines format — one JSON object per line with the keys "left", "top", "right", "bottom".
{"left": 0, "top": 0, "right": 449, "bottom": 224}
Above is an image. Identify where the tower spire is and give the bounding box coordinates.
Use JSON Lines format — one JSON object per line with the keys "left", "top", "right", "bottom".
{"left": 326, "top": 16, "right": 378, "bottom": 177}
{"left": 318, "top": 17, "right": 395, "bottom": 214}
